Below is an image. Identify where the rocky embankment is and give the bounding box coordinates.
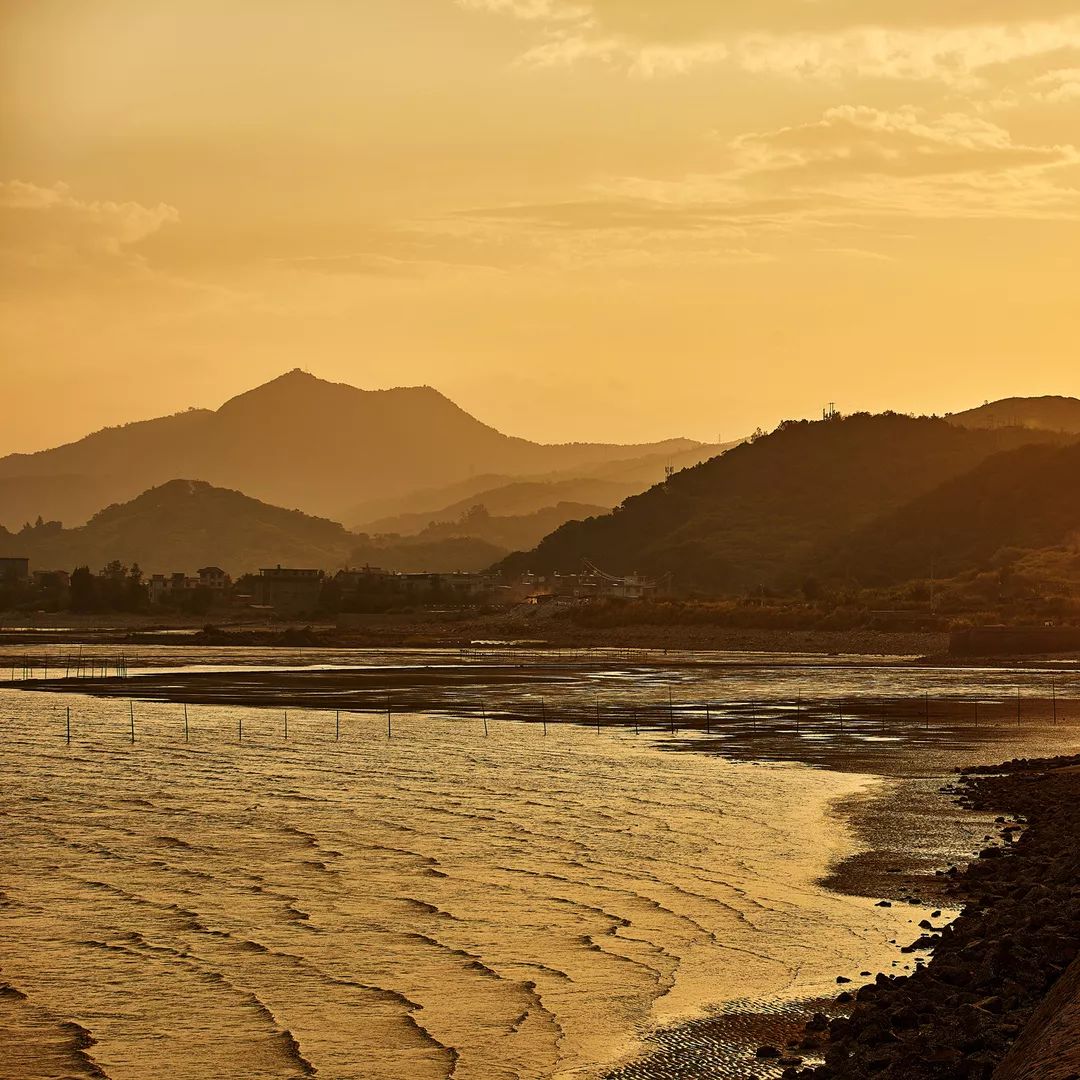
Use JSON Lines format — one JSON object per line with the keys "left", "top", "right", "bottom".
{"left": 785, "top": 754, "right": 1080, "bottom": 1080}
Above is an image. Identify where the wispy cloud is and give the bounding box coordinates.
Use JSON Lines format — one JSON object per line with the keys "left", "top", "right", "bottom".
{"left": 462, "top": 0, "right": 1080, "bottom": 86}
{"left": 0, "top": 180, "right": 179, "bottom": 277}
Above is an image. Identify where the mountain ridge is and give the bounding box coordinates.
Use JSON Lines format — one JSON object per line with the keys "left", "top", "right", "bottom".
{"left": 0, "top": 369, "right": 703, "bottom": 529}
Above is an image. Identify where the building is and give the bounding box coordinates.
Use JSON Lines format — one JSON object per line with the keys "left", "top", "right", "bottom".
{"left": 255, "top": 566, "right": 324, "bottom": 614}
{"left": 0, "top": 557, "right": 30, "bottom": 582}
{"left": 32, "top": 569, "right": 70, "bottom": 589}
{"left": 197, "top": 566, "right": 231, "bottom": 591}
{"left": 334, "top": 565, "right": 390, "bottom": 589}
{"left": 148, "top": 572, "right": 204, "bottom": 604}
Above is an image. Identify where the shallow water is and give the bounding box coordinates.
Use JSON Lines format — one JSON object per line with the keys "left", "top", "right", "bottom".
{"left": 2, "top": 653, "right": 1078, "bottom": 1080}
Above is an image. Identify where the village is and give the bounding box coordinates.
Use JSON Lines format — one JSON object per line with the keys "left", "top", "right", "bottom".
{"left": 0, "top": 555, "right": 662, "bottom": 617}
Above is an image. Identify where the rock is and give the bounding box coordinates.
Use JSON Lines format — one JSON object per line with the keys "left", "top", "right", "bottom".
{"left": 756, "top": 1044, "right": 782, "bottom": 1059}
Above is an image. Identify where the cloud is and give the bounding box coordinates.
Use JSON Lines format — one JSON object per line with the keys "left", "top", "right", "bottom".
{"left": 0, "top": 180, "right": 179, "bottom": 277}
{"left": 438, "top": 105, "right": 1080, "bottom": 272}
{"left": 728, "top": 107, "right": 1073, "bottom": 180}
{"left": 462, "top": 0, "right": 1080, "bottom": 84}
{"left": 1031, "top": 67, "right": 1080, "bottom": 102}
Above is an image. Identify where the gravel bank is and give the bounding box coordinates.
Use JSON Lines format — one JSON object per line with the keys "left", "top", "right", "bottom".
{"left": 784, "top": 754, "right": 1080, "bottom": 1080}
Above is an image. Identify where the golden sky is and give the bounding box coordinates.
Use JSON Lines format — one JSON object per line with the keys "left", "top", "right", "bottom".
{"left": 3, "top": 0, "right": 1080, "bottom": 453}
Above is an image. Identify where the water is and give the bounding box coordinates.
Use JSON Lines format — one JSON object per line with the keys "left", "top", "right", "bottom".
{"left": 2, "top": 652, "right": 1078, "bottom": 1080}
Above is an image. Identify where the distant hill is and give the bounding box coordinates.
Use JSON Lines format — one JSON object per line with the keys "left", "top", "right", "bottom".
{"left": 359, "top": 479, "right": 633, "bottom": 535}
{"left": 950, "top": 396, "right": 1080, "bottom": 433}
{"left": 499, "top": 413, "right": 1069, "bottom": 592}
{"left": 0, "top": 370, "right": 703, "bottom": 529}
{"left": 349, "top": 441, "right": 740, "bottom": 533}
{"left": 0, "top": 480, "right": 355, "bottom": 574}
{"left": 404, "top": 501, "right": 609, "bottom": 551}
{"left": 347, "top": 535, "right": 508, "bottom": 575}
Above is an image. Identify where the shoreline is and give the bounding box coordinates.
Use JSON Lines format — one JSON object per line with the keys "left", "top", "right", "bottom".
{"left": 783, "top": 753, "right": 1080, "bottom": 1079}
{"left": 0, "top": 613, "right": 950, "bottom": 658}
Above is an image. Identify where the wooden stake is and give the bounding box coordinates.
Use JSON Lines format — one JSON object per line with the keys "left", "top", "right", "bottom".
{"left": 482, "top": 703, "right": 488, "bottom": 737}
{"left": 129, "top": 700, "right": 135, "bottom": 744}
{"left": 668, "top": 688, "right": 675, "bottom": 734}
{"left": 387, "top": 697, "right": 392, "bottom": 739}
{"left": 66, "top": 705, "right": 71, "bottom": 746}
{"left": 336, "top": 710, "right": 340, "bottom": 741}
{"left": 796, "top": 694, "right": 801, "bottom": 733}
{"left": 705, "top": 702, "right": 711, "bottom": 734}
{"left": 1052, "top": 680, "right": 1057, "bottom": 725}
{"left": 541, "top": 697, "right": 547, "bottom": 736}
{"left": 284, "top": 710, "right": 289, "bottom": 740}
{"left": 184, "top": 702, "right": 189, "bottom": 742}
{"left": 595, "top": 695, "right": 601, "bottom": 734}
{"left": 1016, "top": 686, "right": 1021, "bottom": 729}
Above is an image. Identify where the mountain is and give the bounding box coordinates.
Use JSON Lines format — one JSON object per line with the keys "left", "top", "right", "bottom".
{"left": 499, "top": 413, "right": 1070, "bottom": 593}
{"left": 824, "top": 440, "right": 1080, "bottom": 586}
{"left": 399, "top": 501, "right": 610, "bottom": 551}
{"left": 950, "top": 396, "right": 1080, "bottom": 433}
{"left": 348, "top": 441, "right": 740, "bottom": 532}
{"left": 0, "top": 480, "right": 355, "bottom": 574}
{"left": 0, "top": 370, "right": 703, "bottom": 530}
{"left": 358, "top": 479, "right": 636, "bottom": 535}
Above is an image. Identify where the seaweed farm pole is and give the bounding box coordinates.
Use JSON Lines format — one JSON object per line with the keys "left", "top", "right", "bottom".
{"left": 387, "top": 697, "right": 392, "bottom": 739}
{"left": 924, "top": 692, "right": 930, "bottom": 731}
{"left": 974, "top": 699, "right": 979, "bottom": 729}
{"left": 482, "top": 702, "right": 489, "bottom": 737}
{"left": 336, "top": 710, "right": 340, "bottom": 741}
{"left": 1016, "top": 686, "right": 1021, "bottom": 729}
{"left": 129, "top": 700, "right": 135, "bottom": 744}
{"left": 284, "top": 710, "right": 289, "bottom": 740}
{"left": 595, "top": 695, "right": 601, "bottom": 735}
{"left": 633, "top": 706, "right": 639, "bottom": 736}
{"left": 837, "top": 706, "right": 843, "bottom": 734}
{"left": 66, "top": 705, "right": 71, "bottom": 746}
{"left": 796, "top": 694, "right": 801, "bottom": 733}
{"left": 1052, "top": 680, "right": 1058, "bottom": 725}
{"left": 668, "top": 688, "right": 675, "bottom": 735}
{"left": 238, "top": 713, "right": 243, "bottom": 743}
{"left": 184, "top": 702, "right": 189, "bottom": 742}
{"left": 541, "top": 697, "right": 547, "bottom": 737}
